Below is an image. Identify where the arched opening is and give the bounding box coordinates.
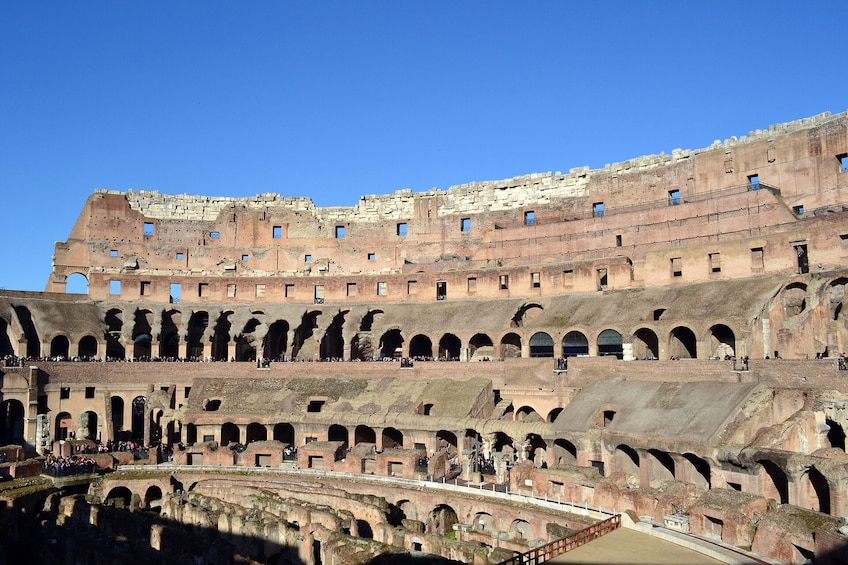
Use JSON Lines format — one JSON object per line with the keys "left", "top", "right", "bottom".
{"left": 131, "top": 309, "right": 154, "bottom": 359}
{"left": 529, "top": 332, "right": 554, "bottom": 358}
{"left": 515, "top": 406, "right": 543, "bottom": 423}
{"left": 235, "top": 318, "right": 261, "bottom": 361}
{"left": 0, "top": 400, "right": 25, "bottom": 445}
{"left": 220, "top": 422, "right": 240, "bottom": 446}
{"left": 186, "top": 311, "right": 209, "bottom": 360}
{"left": 104, "top": 487, "right": 133, "bottom": 509}
{"left": 13, "top": 306, "right": 40, "bottom": 358}
{"left": 273, "top": 423, "right": 295, "bottom": 445}
{"left": 291, "top": 310, "right": 319, "bottom": 361}
{"left": 328, "top": 424, "right": 348, "bottom": 448}
{"left": 552, "top": 438, "right": 577, "bottom": 465}
{"left": 435, "top": 430, "right": 458, "bottom": 454}
{"left": 382, "top": 427, "right": 403, "bottom": 449}
{"left": 562, "top": 331, "right": 589, "bottom": 357}
{"left": 111, "top": 396, "right": 126, "bottom": 440}
{"left": 803, "top": 466, "right": 830, "bottom": 514}
{"left": 669, "top": 326, "right": 697, "bottom": 359}
{"left": 246, "top": 423, "right": 267, "bottom": 443}
{"left": 319, "top": 311, "right": 346, "bottom": 360}
{"left": 65, "top": 272, "right": 89, "bottom": 294}
{"left": 782, "top": 282, "right": 808, "bottom": 317}
{"left": 708, "top": 324, "right": 735, "bottom": 359}
{"left": 500, "top": 332, "right": 522, "bottom": 358}
{"left": 547, "top": 408, "right": 563, "bottom": 423}
{"left": 355, "top": 425, "right": 376, "bottom": 445}
{"left": 0, "top": 318, "right": 13, "bottom": 357}
{"left": 473, "top": 512, "right": 496, "bottom": 533}
{"left": 826, "top": 418, "right": 846, "bottom": 450}
{"left": 469, "top": 333, "right": 494, "bottom": 360}
{"left": 104, "top": 308, "right": 125, "bottom": 360}
{"left": 509, "top": 519, "right": 532, "bottom": 540}
{"left": 185, "top": 423, "right": 197, "bottom": 445}
{"left": 615, "top": 444, "right": 640, "bottom": 486}
{"left": 131, "top": 396, "right": 146, "bottom": 443}
{"left": 827, "top": 278, "right": 848, "bottom": 321}
{"left": 211, "top": 311, "right": 233, "bottom": 361}
{"left": 144, "top": 485, "right": 163, "bottom": 512}
{"left": 78, "top": 410, "right": 98, "bottom": 441}
{"left": 356, "top": 519, "right": 374, "bottom": 539}
{"left": 159, "top": 309, "right": 182, "bottom": 359}
{"left": 758, "top": 459, "right": 789, "bottom": 504}
{"left": 263, "top": 320, "right": 290, "bottom": 361}
{"left": 681, "top": 453, "right": 711, "bottom": 490}
{"left": 149, "top": 409, "right": 162, "bottom": 445}
{"left": 427, "top": 504, "right": 458, "bottom": 536}
{"left": 78, "top": 335, "right": 98, "bottom": 359}
{"left": 597, "top": 329, "right": 623, "bottom": 358}
{"left": 647, "top": 449, "right": 675, "bottom": 487}
{"left": 438, "top": 334, "right": 461, "bottom": 361}
{"left": 55, "top": 411, "right": 72, "bottom": 441}
{"left": 408, "top": 334, "right": 433, "bottom": 359}
{"left": 378, "top": 329, "right": 404, "bottom": 359}
{"left": 50, "top": 335, "right": 70, "bottom": 359}
{"left": 631, "top": 328, "right": 659, "bottom": 359}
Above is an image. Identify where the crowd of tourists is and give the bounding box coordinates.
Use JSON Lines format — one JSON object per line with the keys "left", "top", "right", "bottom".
{"left": 42, "top": 454, "right": 97, "bottom": 476}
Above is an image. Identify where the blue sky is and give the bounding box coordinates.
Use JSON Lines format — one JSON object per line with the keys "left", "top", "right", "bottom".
{"left": 1, "top": 2, "right": 846, "bottom": 291}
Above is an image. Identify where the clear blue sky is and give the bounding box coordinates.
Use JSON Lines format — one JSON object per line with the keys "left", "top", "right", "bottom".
{"left": 1, "top": 2, "right": 846, "bottom": 291}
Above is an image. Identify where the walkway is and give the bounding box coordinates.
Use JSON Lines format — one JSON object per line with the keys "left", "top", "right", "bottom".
{"left": 548, "top": 528, "right": 725, "bottom": 564}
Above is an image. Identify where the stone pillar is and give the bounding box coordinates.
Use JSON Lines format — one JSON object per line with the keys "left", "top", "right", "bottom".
{"left": 227, "top": 341, "right": 236, "bottom": 361}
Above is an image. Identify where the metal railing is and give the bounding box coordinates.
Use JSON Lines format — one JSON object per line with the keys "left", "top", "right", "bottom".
{"left": 496, "top": 514, "right": 621, "bottom": 565}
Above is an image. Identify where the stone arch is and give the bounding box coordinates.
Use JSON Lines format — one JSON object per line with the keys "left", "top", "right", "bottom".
{"left": 159, "top": 309, "right": 182, "bottom": 359}
{"left": 827, "top": 277, "right": 848, "bottom": 321}
{"left": 50, "top": 335, "right": 70, "bottom": 359}
{"left": 615, "top": 444, "right": 640, "bottom": 486}
{"left": 220, "top": 422, "right": 240, "bottom": 446}
{"left": 104, "top": 308, "right": 125, "bottom": 360}
{"left": 0, "top": 399, "right": 25, "bottom": 445}
{"left": 473, "top": 512, "right": 496, "bottom": 533}
{"left": 427, "top": 504, "right": 458, "bottom": 536}
{"left": 509, "top": 519, "right": 532, "bottom": 540}
{"left": 382, "top": 427, "right": 403, "bottom": 449}
{"left": 802, "top": 466, "right": 830, "bottom": 514}
{"left": 263, "top": 320, "right": 290, "bottom": 361}
{"left": 246, "top": 422, "right": 267, "bottom": 443}
{"left": 515, "top": 406, "right": 543, "bottom": 423}
{"left": 355, "top": 425, "right": 376, "bottom": 445}
{"left": 320, "top": 310, "right": 346, "bottom": 360}
{"left": 529, "top": 332, "right": 554, "bottom": 357}
{"left": 708, "top": 324, "right": 735, "bottom": 359}
{"left": 65, "top": 272, "right": 88, "bottom": 294}
{"left": 681, "top": 453, "right": 711, "bottom": 490}
{"left": 111, "top": 396, "right": 125, "bottom": 440}
{"left": 631, "top": 327, "right": 659, "bottom": 359}
{"left": 669, "top": 326, "right": 697, "bottom": 359}
{"left": 562, "top": 330, "right": 589, "bottom": 357}
{"left": 0, "top": 317, "right": 13, "bottom": 357}
{"left": 552, "top": 438, "right": 577, "bottom": 465}
{"left": 647, "top": 449, "right": 675, "bottom": 487}
{"left": 378, "top": 328, "right": 404, "bottom": 359}
{"left": 79, "top": 410, "right": 98, "bottom": 441}
{"left": 78, "top": 335, "right": 98, "bottom": 359}
{"left": 597, "top": 329, "right": 623, "bottom": 358}
{"left": 328, "top": 424, "right": 348, "bottom": 447}
{"left": 211, "top": 311, "right": 233, "bottom": 361}
{"left": 781, "top": 282, "right": 808, "bottom": 317}
{"left": 547, "top": 408, "right": 563, "bottom": 423}
{"left": 131, "top": 396, "right": 145, "bottom": 442}
{"left": 438, "top": 334, "right": 461, "bottom": 360}
{"left": 511, "top": 303, "right": 543, "bottom": 328}
{"left": 144, "top": 485, "right": 163, "bottom": 511}
{"left": 235, "top": 318, "right": 262, "bottom": 361}
{"left": 13, "top": 305, "right": 40, "bottom": 357}
{"left": 55, "top": 411, "right": 72, "bottom": 441}
{"left": 469, "top": 333, "right": 494, "bottom": 360}
{"left": 274, "top": 423, "right": 295, "bottom": 445}
{"left": 500, "top": 332, "right": 522, "bottom": 358}
{"left": 356, "top": 519, "right": 374, "bottom": 539}
{"left": 435, "top": 430, "right": 458, "bottom": 453}
{"left": 408, "top": 334, "right": 433, "bottom": 359}
{"left": 359, "top": 309, "right": 384, "bottom": 332}
{"left": 758, "top": 459, "right": 789, "bottom": 504}
{"left": 826, "top": 418, "right": 846, "bottom": 450}
{"left": 186, "top": 310, "right": 209, "bottom": 360}
{"left": 104, "top": 486, "right": 133, "bottom": 509}
{"left": 131, "top": 309, "right": 154, "bottom": 359}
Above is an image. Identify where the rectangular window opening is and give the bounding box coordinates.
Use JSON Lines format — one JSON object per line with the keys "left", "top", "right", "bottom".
{"left": 435, "top": 281, "right": 446, "bottom": 300}
{"left": 255, "top": 284, "right": 265, "bottom": 298}
{"left": 671, "top": 257, "right": 683, "bottom": 278}
{"left": 176, "top": 252, "right": 184, "bottom": 260}
{"left": 563, "top": 269, "right": 574, "bottom": 288}
{"left": 838, "top": 153, "right": 848, "bottom": 173}
{"left": 377, "top": 282, "right": 387, "bottom": 296}
{"left": 524, "top": 210, "right": 536, "bottom": 225}
{"left": 597, "top": 268, "right": 608, "bottom": 290}
{"left": 408, "top": 280, "right": 418, "bottom": 295}
{"left": 467, "top": 277, "right": 477, "bottom": 292}
{"left": 304, "top": 254, "right": 312, "bottom": 263}
{"left": 285, "top": 284, "right": 295, "bottom": 298}
{"left": 593, "top": 202, "right": 605, "bottom": 218}
{"left": 198, "top": 283, "right": 209, "bottom": 297}
{"left": 85, "top": 386, "right": 95, "bottom": 399}
{"left": 210, "top": 231, "right": 220, "bottom": 239}
{"left": 335, "top": 225, "right": 346, "bottom": 238}
{"left": 109, "top": 249, "right": 118, "bottom": 257}
{"left": 397, "top": 222, "right": 408, "bottom": 236}
{"left": 751, "top": 247, "right": 764, "bottom": 271}
{"left": 314, "top": 285, "right": 324, "bottom": 304}
{"left": 792, "top": 205, "right": 805, "bottom": 215}
{"left": 748, "top": 174, "right": 760, "bottom": 190}
{"left": 143, "top": 222, "right": 154, "bottom": 236}
{"left": 60, "top": 387, "right": 70, "bottom": 399}
{"left": 668, "top": 189, "right": 681, "bottom": 205}
{"left": 460, "top": 218, "right": 471, "bottom": 232}
{"left": 347, "top": 282, "right": 357, "bottom": 296}
{"left": 140, "top": 281, "right": 151, "bottom": 296}
{"left": 226, "top": 284, "right": 237, "bottom": 298}
{"left": 242, "top": 254, "right": 249, "bottom": 261}
{"left": 109, "top": 280, "right": 121, "bottom": 295}
{"left": 709, "top": 253, "right": 721, "bottom": 274}
{"left": 169, "top": 283, "right": 181, "bottom": 304}
{"left": 841, "top": 234, "right": 848, "bottom": 253}
{"left": 499, "top": 274, "right": 509, "bottom": 290}
{"left": 272, "top": 226, "right": 282, "bottom": 239}
{"left": 531, "top": 272, "right": 541, "bottom": 289}
{"left": 368, "top": 252, "right": 375, "bottom": 261}
{"left": 615, "top": 234, "right": 622, "bottom": 247}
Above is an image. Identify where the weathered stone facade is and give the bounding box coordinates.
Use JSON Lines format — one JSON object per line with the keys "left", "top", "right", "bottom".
{"left": 2, "top": 110, "right": 848, "bottom": 563}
